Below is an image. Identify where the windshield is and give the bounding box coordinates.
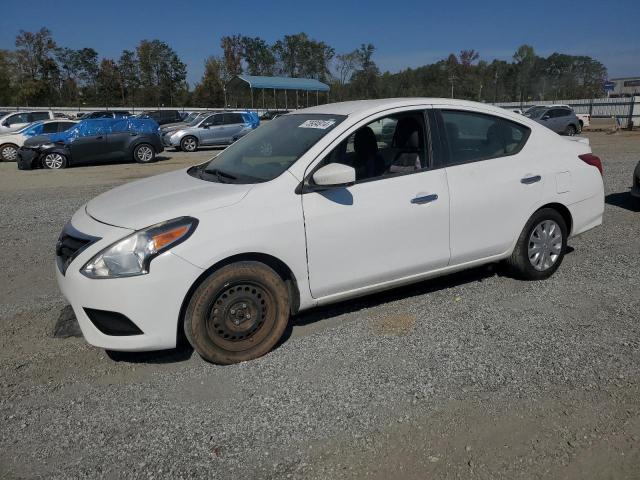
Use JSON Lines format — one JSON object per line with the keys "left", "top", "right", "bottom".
{"left": 197, "top": 114, "right": 345, "bottom": 183}
{"left": 524, "top": 107, "right": 547, "bottom": 119}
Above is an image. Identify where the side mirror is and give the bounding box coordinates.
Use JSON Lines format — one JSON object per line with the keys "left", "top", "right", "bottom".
{"left": 202, "top": 124, "right": 211, "bottom": 129}
{"left": 312, "top": 163, "right": 356, "bottom": 188}
{"left": 541, "top": 115, "right": 550, "bottom": 120}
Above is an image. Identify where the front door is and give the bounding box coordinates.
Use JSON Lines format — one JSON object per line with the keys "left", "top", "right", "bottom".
{"left": 199, "top": 114, "right": 224, "bottom": 145}
{"left": 302, "top": 109, "right": 451, "bottom": 299}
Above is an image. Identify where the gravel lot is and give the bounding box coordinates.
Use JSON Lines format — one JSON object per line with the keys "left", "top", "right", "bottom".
{"left": 1, "top": 133, "right": 639, "bottom": 479}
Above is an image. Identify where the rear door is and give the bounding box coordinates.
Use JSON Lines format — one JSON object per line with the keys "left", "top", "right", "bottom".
{"left": 221, "top": 113, "right": 245, "bottom": 142}
{"left": 105, "top": 119, "right": 133, "bottom": 160}
{"left": 437, "top": 108, "right": 541, "bottom": 264}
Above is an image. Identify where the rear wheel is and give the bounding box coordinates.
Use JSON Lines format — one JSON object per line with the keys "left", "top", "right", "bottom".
{"left": 133, "top": 143, "right": 155, "bottom": 163}
{"left": 184, "top": 261, "right": 291, "bottom": 365}
{"left": 42, "top": 152, "right": 68, "bottom": 169}
{"left": 564, "top": 124, "right": 577, "bottom": 136}
{"left": 506, "top": 208, "right": 567, "bottom": 280}
{"left": 0, "top": 143, "right": 18, "bottom": 162}
{"left": 180, "top": 136, "right": 198, "bottom": 152}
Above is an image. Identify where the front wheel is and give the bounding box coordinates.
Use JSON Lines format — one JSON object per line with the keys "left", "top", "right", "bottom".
{"left": 180, "top": 136, "right": 198, "bottom": 152}
{"left": 42, "top": 152, "right": 68, "bottom": 169}
{"left": 134, "top": 143, "right": 155, "bottom": 163}
{"left": 0, "top": 143, "right": 18, "bottom": 162}
{"left": 506, "top": 208, "right": 567, "bottom": 280}
{"left": 184, "top": 261, "right": 291, "bottom": 365}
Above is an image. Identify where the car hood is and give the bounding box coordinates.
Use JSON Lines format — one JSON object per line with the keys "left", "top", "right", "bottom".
{"left": 85, "top": 168, "right": 254, "bottom": 229}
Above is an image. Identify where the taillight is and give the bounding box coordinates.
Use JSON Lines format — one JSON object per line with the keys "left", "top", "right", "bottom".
{"left": 579, "top": 153, "right": 603, "bottom": 176}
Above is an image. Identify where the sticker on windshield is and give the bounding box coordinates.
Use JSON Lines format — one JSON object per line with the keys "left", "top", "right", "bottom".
{"left": 299, "top": 119, "right": 336, "bottom": 129}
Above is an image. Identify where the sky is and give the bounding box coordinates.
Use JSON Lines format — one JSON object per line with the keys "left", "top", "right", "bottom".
{"left": 1, "top": 0, "right": 638, "bottom": 85}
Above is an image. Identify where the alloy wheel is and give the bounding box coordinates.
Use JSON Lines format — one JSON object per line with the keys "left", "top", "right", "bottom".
{"left": 137, "top": 145, "right": 153, "bottom": 162}
{"left": 1, "top": 145, "right": 17, "bottom": 161}
{"left": 44, "top": 153, "right": 65, "bottom": 169}
{"left": 183, "top": 137, "right": 197, "bottom": 152}
{"left": 528, "top": 220, "right": 563, "bottom": 271}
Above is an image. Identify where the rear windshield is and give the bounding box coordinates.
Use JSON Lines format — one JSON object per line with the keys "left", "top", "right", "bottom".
{"left": 195, "top": 114, "right": 345, "bottom": 184}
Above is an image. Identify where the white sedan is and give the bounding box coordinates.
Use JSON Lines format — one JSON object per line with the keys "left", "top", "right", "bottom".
{"left": 55, "top": 98, "right": 604, "bottom": 364}
{"left": 0, "top": 119, "right": 77, "bottom": 161}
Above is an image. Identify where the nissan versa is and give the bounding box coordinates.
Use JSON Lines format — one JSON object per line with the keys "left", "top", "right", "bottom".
{"left": 55, "top": 99, "right": 604, "bottom": 364}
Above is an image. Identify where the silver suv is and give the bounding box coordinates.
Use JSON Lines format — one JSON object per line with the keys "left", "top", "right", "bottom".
{"left": 162, "top": 112, "right": 257, "bottom": 152}
{"left": 524, "top": 106, "right": 581, "bottom": 136}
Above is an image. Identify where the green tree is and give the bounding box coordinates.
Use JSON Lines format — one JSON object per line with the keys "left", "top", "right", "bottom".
{"left": 193, "top": 56, "right": 225, "bottom": 107}
{"left": 240, "top": 36, "right": 275, "bottom": 76}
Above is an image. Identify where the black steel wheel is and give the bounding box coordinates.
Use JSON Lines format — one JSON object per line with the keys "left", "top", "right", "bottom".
{"left": 184, "top": 261, "right": 291, "bottom": 364}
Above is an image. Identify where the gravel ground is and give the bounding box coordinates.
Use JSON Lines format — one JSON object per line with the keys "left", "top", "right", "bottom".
{"left": 1, "top": 133, "right": 639, "bottom": 479}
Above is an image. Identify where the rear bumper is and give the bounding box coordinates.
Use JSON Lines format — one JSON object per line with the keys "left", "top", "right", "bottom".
{"left": 568, "top": 191, "right": 604, "bottom": 237}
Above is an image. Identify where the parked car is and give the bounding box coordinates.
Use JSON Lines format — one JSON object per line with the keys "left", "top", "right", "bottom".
{"left": 524, "top": 105, "right": 582, "bottom": 135}
{"left": 54, "top": 98, "right": 604, "bottom": 365}
{"left": 159, "top": 112, "right": 206, "bottom": 132}
{"left": 0, "top": 110, "right": 54, "bottom": 134}
{"left": 138, "top": 110, "right": 183, "bottom": 125}
{"left": 260, "top": 110, "right": 289, "bottom": 120}
{"left": 17, "top": 117, "right": 162, "bottom": 170}
{"left": 80, "top": 110, "right": 131, "bottom": 120}
{"left": 543, "top": 104, "right": 591, "bottom": 129}
{"left": 0, "top": 119, "right": 77, "bottom": 161}
{"left": 632, "top": 161, "right": 640, "bottom": 202}
{"left": 162, "top": 111, "right": 259, "bottom": 152}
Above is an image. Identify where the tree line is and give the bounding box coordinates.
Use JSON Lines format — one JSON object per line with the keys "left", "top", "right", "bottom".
{"left": 0, "top": 28, "right": 608, "bottom": 108}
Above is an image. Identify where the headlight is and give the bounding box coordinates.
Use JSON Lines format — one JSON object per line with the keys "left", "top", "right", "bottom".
{"left": 81, "top": 217, "right": 198, "bottom": 279}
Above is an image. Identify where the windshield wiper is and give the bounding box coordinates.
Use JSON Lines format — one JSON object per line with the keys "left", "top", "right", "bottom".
{"left": 205, "top": 168, "right": 238, "bottom": 183}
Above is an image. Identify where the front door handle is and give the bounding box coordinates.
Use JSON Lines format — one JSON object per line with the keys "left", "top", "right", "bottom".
{"left": 411, "top": 194, "right": 438, "bottom": 204}
{"left": 521, "top": 175, "right": 541, "bottom": 185}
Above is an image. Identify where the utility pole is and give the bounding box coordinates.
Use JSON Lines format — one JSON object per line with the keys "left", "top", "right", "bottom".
{"left": 448, "top": 74, "right": 457, "bottom": 99}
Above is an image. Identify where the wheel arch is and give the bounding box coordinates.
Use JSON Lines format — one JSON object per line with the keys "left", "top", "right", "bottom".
{"left": 177, "top": 252, "right": 301, "bottom": 344}
{"left": 535, "top": 202, "right": 573, "bottom": 236}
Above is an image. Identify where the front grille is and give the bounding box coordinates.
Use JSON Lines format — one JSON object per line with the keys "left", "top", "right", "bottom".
{"left": 56, "top": 223, "right": 100, "bottom": 275}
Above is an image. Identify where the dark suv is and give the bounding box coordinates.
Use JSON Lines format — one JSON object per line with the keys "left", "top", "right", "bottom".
{"left": 138, "top": 110, "right": 183, "bottom": 125}
{"left": 17, "top": 118, "right": 163, "bottom": 170}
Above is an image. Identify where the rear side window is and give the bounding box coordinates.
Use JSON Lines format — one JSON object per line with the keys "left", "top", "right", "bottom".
{"left": 551, "top": 108, "right": 571, "bottom": 118}
{"left": 79, "top": 121, "right": 109, "bottom": 137}
{"left": 41, "top": 123, "right": 59, "bottom": 134}
{"left": 58, "top": 122, "right": 75, "bottom": 132}
{"left": 440, "top": 110, "right": 530, "bottom": 166}
{"left": 111, "top": 119, "right": 131, "bottom": 133}
{"left": 30, "top": 112, "right": 50, "bottom": 121}
{"left": 224, "top": 113, "right": 244, "bottom": 124}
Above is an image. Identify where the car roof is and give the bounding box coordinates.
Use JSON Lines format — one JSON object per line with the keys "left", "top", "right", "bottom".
{"left": 297, "top": 98, "right": 521, "bottom": 118}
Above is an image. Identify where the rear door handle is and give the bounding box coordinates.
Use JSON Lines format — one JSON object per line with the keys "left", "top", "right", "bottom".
{"left": 411, "top": 194, "right": 438, "bottom": 204}
{"left": 521, "top": 175, "right": 541, "bottom": 185}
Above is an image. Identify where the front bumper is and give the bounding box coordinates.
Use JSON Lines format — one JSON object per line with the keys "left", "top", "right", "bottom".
{"left": 162, "top": 133, "right": 181, "bottom": 147}
{"left": 17, "top": 148, "right": 39, "bottom": 170}
{"left": 55, "top": 208, "right": 203, "bottom": 351}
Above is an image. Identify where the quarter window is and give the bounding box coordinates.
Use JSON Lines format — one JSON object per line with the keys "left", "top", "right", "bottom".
{"left": 440, "top": 110, "right": 529, "bottom": 165}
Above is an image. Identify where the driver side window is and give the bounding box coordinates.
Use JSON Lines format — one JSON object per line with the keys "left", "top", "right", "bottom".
{"left": 320, "top": 111, "right": 428, "bottom": 183}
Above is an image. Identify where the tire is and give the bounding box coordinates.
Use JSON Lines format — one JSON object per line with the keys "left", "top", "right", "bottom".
{"left": 564, "top": 124, "right": 577, "bottom": 136}
{"left": 42, "top": 152, "right": 68, "bottom": 169}
{"left": 133, "top": 143, "right": 155, "bottom": 163}
{"left": 505, "top": 208, "right": 567, "bottom": 280}
{"left": 180, "top": 136, "right": 198, "bottom": 152}
{"left": 578, "top": 120, "right": 584, "bottom": 131}
{"left": 0, "top": 143, "right": 18, "bottom": 162}
{"left": 184, "top": 261, "right": 291, "bottom": 365}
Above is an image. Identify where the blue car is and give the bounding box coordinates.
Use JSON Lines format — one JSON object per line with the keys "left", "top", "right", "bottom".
{"left": 17, "top": 118, "right": 164, "bottom": 170}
